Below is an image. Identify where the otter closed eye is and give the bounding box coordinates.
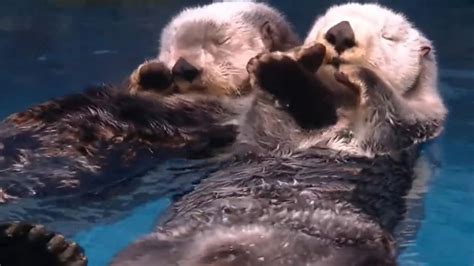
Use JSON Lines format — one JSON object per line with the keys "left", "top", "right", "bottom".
{"left": 215, "top": 36, "right": 231, "bottom": 45}
{"left": 381, "top": 33, "right": 397, "bottom": 42}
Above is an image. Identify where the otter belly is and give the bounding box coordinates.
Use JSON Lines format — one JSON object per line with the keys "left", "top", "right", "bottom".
{"left": 111, "top": 148, "right": 417, "bottom": 266}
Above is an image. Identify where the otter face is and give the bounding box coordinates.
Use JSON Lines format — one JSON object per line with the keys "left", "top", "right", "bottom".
{"left": 157, "top": 2, "right": 299, "bottom": 96}
{"left": 305, "top": 3, "right": 434, "bottom": 95}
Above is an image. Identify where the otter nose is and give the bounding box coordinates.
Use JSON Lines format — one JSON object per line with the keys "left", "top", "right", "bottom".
{"left": 172, "top": 57, "right": 200, "bottom": 82}
{"left": 325, "top": 21, "right": 356, "bottom": 54}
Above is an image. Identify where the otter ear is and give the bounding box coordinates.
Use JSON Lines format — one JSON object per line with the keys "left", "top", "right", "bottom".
{"left": 261, "top": 21, "right": 279, "bottom": 51}
{"left": 421, "top": 45, "right": 431, "bottom": 57}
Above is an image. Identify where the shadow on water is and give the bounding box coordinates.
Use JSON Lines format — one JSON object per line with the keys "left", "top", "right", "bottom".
{"left": 0, "top": 1, "right": 473, "bottom": 265}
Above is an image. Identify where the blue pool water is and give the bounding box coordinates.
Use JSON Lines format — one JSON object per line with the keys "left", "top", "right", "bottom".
{"left": 1, "top": 0, "right": 473, "bottom": 265}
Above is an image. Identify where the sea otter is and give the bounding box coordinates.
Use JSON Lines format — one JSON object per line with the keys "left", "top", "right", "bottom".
{"left": 0, "top": 3, "right": 446, "bottom": 266}
{"left": 0, "top": 1, "right": 299, "bottom": 203}
{"left": 107, "top": 4, "right": 446, "bottom": 266}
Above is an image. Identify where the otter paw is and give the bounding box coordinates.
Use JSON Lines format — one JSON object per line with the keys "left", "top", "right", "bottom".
{"left": 334, "top": 66, "right": 367, "bottom": 100}
{"left": 295, "top": 43, "right": 326, "bottom": 72}
{"left": 0, "top": 222, "right": 87, "bottom": 266}
{"left": 336, "top": 66, "right": 386, "bottom": 104}
{"left": 334, "top": 71, "right": 362, "bottom": 95}
{"left": 129, "top": 61, "right": 173, "bottom": 94}
{"left": 247, "top": 52, "right": 307, "bottom": 104}
{"left": 247, "top": 51, "right": 339, "bottom": 129}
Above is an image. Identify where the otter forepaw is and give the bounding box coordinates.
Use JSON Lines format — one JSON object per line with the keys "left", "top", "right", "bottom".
{"left": 0, "top": 222, "right": 87, "bottom": 266}
{"left": 129, "top": 61, "right": 173, "bottom": 95}
{"left": 247, "top": 51, "right": 288, "bottom": 82}
{"left": 247, "top": 51, "right": 339, "bottom": 129}
{"left": 336, "top": 66, "right": 387, "bottom": 104}
{"left": 334, "top": 71, "right": 362, "bottom": 96}
{"left": 247, "top": 52, "right": 307, "bottom": 103}
{"left": 295, "top": 43, "right": 326, "bottom": 73}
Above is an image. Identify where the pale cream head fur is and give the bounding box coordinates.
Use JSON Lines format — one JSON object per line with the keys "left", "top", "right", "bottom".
{"left": 157, "top": 1, "right": 300, "bottom": 95}
{"left": 306, "top": 3, "right": 429, "bottom": 90}
{"left": 299, "top": 3, "right": 447, "bottom": 156}
{"left": 305, "top": 3, "right": 445, "bottom": 114}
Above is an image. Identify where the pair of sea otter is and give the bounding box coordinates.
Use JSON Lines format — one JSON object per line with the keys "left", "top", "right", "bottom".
{"left": 0, "top": 1, "right": 446, "bottom": 266}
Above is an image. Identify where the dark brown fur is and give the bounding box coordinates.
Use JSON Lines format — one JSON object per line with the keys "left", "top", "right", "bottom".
{"left": 0, "top": 86, "right": 237, "bottom": 201}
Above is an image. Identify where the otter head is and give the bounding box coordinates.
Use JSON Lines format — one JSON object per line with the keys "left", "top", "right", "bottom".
{"left": 154, "top": 1, "right": 299, "bottom": 96}
{"left": 305, "top": 3, "right": 436, "bottom": 98}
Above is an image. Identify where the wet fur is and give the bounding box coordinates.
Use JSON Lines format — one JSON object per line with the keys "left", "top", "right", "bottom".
{"left": 0, "top": 87, "right": 237, "bottom": 201}
{"left": 111, "top": 148, "right": 418, "bottom": 266}
{"left": 341, "top": 67, "right": 445, "bottom": 154}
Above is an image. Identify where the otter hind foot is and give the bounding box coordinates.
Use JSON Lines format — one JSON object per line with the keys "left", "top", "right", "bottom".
{"left": 0, "top": 222, "right": 87, "bottom": 266}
